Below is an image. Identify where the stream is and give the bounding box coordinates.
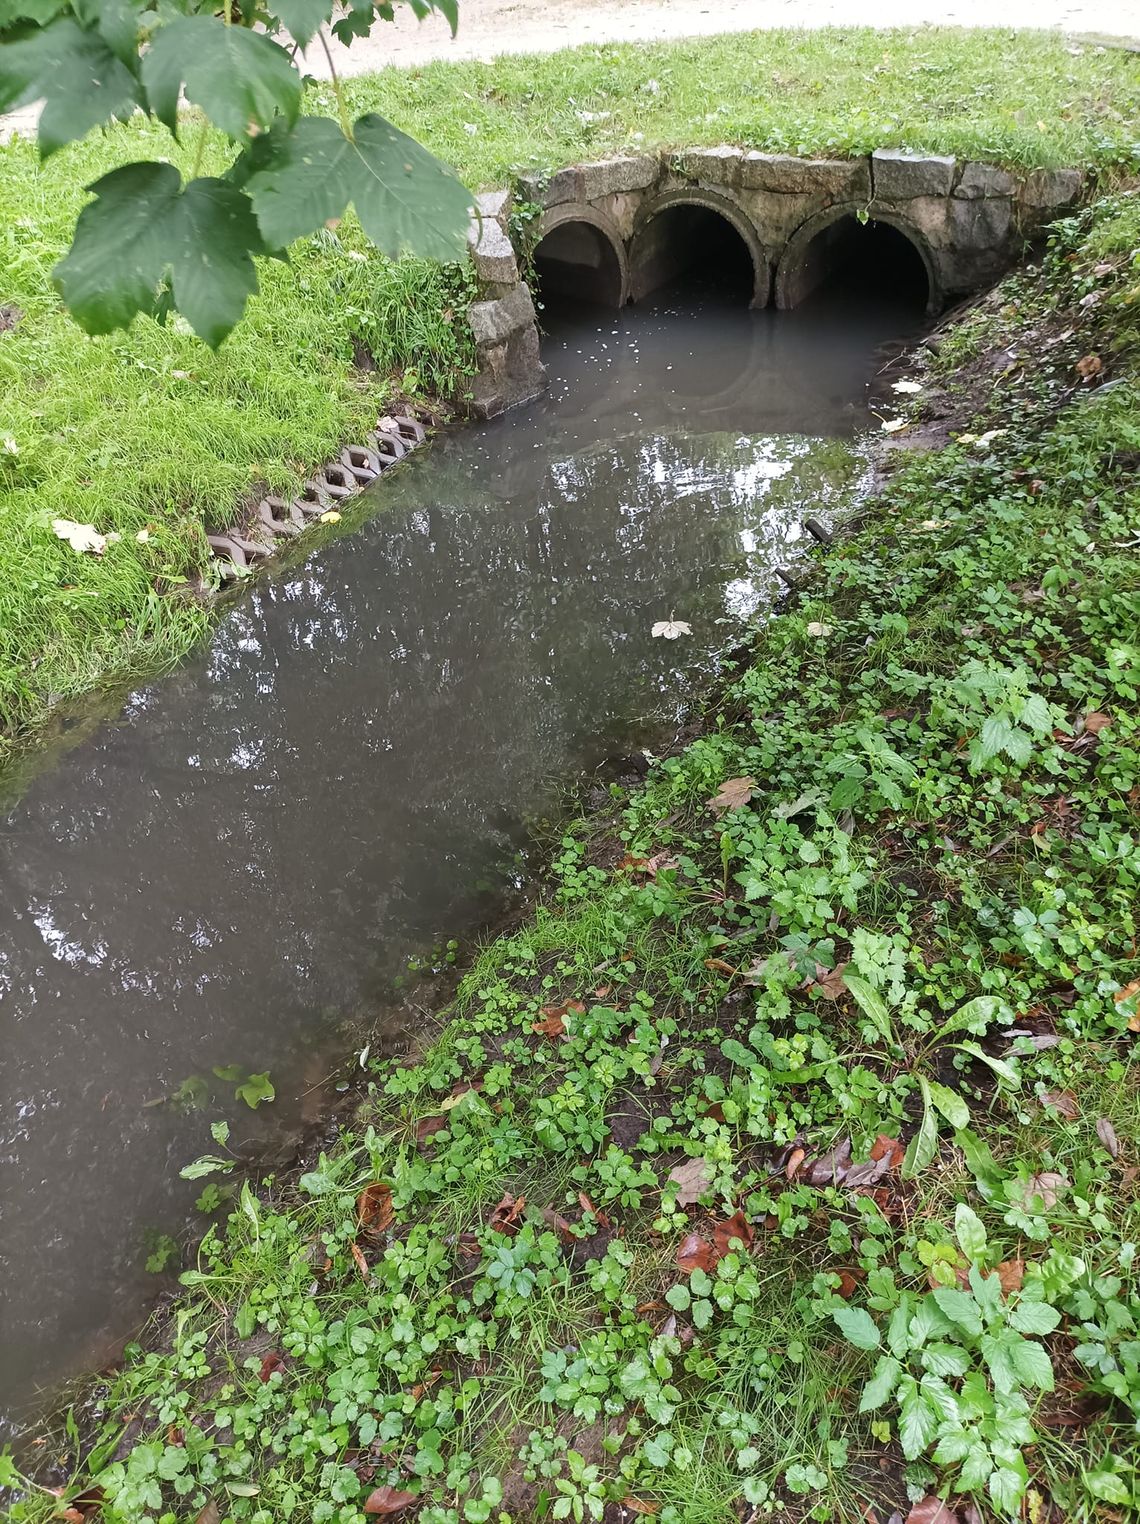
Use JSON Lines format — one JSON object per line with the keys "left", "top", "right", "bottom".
{"left": 0, "top": 278, "right": 923, "bottom": 1424}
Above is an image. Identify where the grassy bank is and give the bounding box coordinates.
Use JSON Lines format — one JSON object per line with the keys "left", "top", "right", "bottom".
{"left": 7, "top": 193, "right": 1139, "bottom": 1524}
{"left": 2, "top": 27, "right": 1140, "bottom": 753}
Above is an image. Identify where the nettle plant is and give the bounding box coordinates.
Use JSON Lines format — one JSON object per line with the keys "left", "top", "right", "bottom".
{"left": 833, "top": 1205, "right": 1060, "bottom": 1515}
{"left": 0, "top": 0, "right": 473, "bottom": 345}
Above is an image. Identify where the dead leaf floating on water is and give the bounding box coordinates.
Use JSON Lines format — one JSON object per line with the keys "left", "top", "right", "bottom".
{"left": 666, "top": 1156, "right": 713, "bottom": 1206}
{"left": 707, "top": 776, "right": 756, "bottom": 814}
{"left": 651, "top": 617, "right": 691, "bottom": 640}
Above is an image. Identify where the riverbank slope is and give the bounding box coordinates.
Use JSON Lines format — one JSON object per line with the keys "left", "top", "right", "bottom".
{"left": 6, "top": 190, "right": 1139, "bottom": 1524}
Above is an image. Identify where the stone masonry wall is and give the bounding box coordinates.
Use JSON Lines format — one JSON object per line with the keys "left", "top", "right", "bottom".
{"left": 464, "top": 148, "right": 1087, "bottom": 419}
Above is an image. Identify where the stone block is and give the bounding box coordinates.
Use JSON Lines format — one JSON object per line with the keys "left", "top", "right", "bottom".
{"left": 872, "top": 148, "right": 957, "bottom": 200}
{"left": 900, "top": 195, "right": 953, "bottom": 247}
{"left": 468, "top": 214, "right": 518, "bottom": 284}
{"left": 516, "top": 166, "right": 582, "bottom": 207}
{"left": 740, "top": 152, "right": 870, "bottom": 200}
{"left": 948, "top": 196, "right": 1013, "bottom": 250}
{"left": 467, "top": 283, "right": 535, "bottom": 346}
{"left": 674, "top": 145, "right": 745, "bottom": 187}
{"left": 476, "top": 188, "right": 512, "bottom": 225}
{"left": 578, "top": 155, "right": 658, "bottom": 199}
{"left": 954, "top": 161, "right": 1017, "bottom": 199}
{"left": 1019, "top": 167, "right": 1084, "bottom": 210}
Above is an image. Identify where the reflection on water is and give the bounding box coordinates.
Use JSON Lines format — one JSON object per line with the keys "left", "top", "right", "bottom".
{"left": 0, "top": 284, "right": 919, "bottom": 1421}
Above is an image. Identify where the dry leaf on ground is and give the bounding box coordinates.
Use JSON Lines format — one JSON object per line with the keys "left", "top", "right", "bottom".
{"left": 363, "top": 1485, "right": 417, "bottom": 1516}
{"left": 257, "top": 1351, "right": 286, "bottom": 1383}
{"left": 905, "top": 1498, "right": 959, "bottom": 1524}
{"left": 707, "top": 776, "right": 756, "bottom": 814}
{"left": 488, "top": 1192, "right": 526, "bottom": 1235}
{"left": 622, "top": 1500, "right": 660, "bottom": 1516}
{"left": 1075, "top": 353, "right": 1103, "bottom": 378}
{"left": 996, "top": 1259, "right": 1025, "bottom": 1295}
{"left": 357, "top": 1181, "right": 394, "bottom": 1234}
{"left": 667, "top": 1157, "right": 713, "bottom": 1206}
{"left": 1096, "top": 1118, "right": 1120, "bottom": 1158}
{"left": 1039, "top": 1089, "right": 1080, "bottom": 1120}
{"left": 1082, "top": 710, "right": 1112, "bottom": 733}
{"left": 677, "top": 1232, "right": 716, "bottom": 1275}
{"left": 712, "top": 1210, "right": 754, "bottom": 1258}
{"left": 350, "top": 1242, "right": 371, "bottom": 1283}
{"left": 1018, "top": 1171, "right": 1069, "bottom": 1211}
{"left": 532, "top": 998, "right": 585, "bottom": 1038}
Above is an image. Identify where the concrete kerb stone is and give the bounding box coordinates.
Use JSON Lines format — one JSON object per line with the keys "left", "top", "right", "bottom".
{"left": 516, "top": 166, "right": 582, "bottom": 207}
{"left": 872, "top": 148, "right": 957, "bottom": 200}
{"left": 740, "top": 152, "right": 871, "bottom": 201}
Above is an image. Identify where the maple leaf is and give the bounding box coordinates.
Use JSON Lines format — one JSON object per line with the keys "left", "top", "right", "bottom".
{"left": 869, "top": 1134, "right": 906, "bottom": 1170}
{"left": 712, "top": 1210, "right": 754, "bottom": 1258}
{"left": 531, "top": 999, "right": 583, "bottom": 1038}
{"left": 707, "top": 776, "right": 757, "bottom": 814}
{"left": 489, "top": 1192, "right": 526, "bottom": 1235}
{"left": 808, "top": 960, "right": 848, "bottom": 999}
{"left": 363, "top": 1485, "right": 417, "bottom": 1516}
{"left": 356, "top": 1181, "right": 393, "bottom": 1235}
{"left": 1039, "top": 1089, "right": 1080, "bottom": 1120}
{"left": 666, "top": 1157, "right": 712, "bottom": 1206}
{"left": 651, "top": 618, "right": 691, "bottom": 639}
{"left": 677, "top": 1232, "right": 717, "bottom": 1275}
{"left": 905, "top": 1498, "right": 959, "bottom": 1524}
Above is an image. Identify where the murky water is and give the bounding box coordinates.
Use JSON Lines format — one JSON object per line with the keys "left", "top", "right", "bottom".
{"left": 0, "top": 283, "right": 921, "bottom": 1421}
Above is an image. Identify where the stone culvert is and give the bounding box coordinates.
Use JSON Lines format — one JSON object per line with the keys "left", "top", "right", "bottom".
{"left": 463, "top": 147, "right": 1088, "bottom": 417}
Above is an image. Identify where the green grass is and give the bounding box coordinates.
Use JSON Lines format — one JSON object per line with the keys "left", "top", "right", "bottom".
{"left": 2, "top": 25, "right": 1140, "bottom": 751}
{"left": 6, "top": 192, "right": 1139, "bottom": 1524}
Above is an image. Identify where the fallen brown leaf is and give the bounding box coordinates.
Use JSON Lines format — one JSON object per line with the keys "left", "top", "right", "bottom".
{"left": 350, "top": 1241, "right": 371, "bottom": 1283}
{"left": 489, "top": 1192, "right": 526, "bottom": 1235}
{"left": 905, "top": 1497, "right": 959, "bottom": 1524}
{"left": 677, "top": 1231, "right": 717, "bottom": 1275}
{"left": 578, "top": 1190, "right": 613, "bottom": 1227}
{"left": 195, "top": 1507, "right": 221, "bottom": 1524}
{"left": 808, "top": 960, "right": 849, "bottom": 1000}
{"left": 532, "top": 999, "right": 585, "bottom": 1038}
{"left": 1020, "top": 1171, "right": 1069, "bottom": 1211}
{"left": 785, "top": 1146, "right": 807, "bottom": 1180}
{"left": 415, "top": 1114, "right": 448, "bottom": 1142}
{"left": 996, "top": 1259, "right": 1025, "bottom": 1295}
{"left": 707, "top": 776, "right": 757, "bottom": 814}
{"left": 363, "top": 1485, "right": 417, "bottom": 1515}
{"left": 713, "top": 1210, "right": 754, "bottom": 1258}
{"left": 357, "top": 1182, "right": 394, "bottom": 1235}
{"left": 541, "top": 1205, "right": 576, "bottom": 1243}
{"left": 1115, "top": 977, "right": 1140, "bottom": 1032}
{"left": 1083, "top": 710, "right": 1112, "bottom": 734}
{"left": 258, "top": 1351, "right": 286, "bottom": 1383}
{"left": 667, "top": 1156, "right": 713, "bottom": 1206}
{"left": 1075, "top": 353, "right": 1103, "bottom": 379}
{"left": 1096, "top": 1118, "right": 1120, "bottom": 1158}
{"left": 836, "top": 1269, "right": 860, "bottom": 1299}
{"left": 1039, "top": 1089, "right": 1080, "bottom": 1121}
{"left": 703, "top": 957, "right": 737, "bottom": 976}
{"left": 623, "top": 1500, "right": 660, "bottom": 1516}
{"left": 869, "top": 1134, "right": 906, "bottom": 1170}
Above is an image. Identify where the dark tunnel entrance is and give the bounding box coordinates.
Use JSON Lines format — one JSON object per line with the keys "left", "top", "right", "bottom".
{"left": 532, "top": 219, "right": 625, "bottom": 311}
{"left": 629, "top": 203, "right": 758, "bottom": 306}
{"left": 779, "top": 215, "right": 932, "bottom": 315}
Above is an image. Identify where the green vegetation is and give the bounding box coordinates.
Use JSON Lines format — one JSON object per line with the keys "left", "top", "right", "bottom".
{"left": 3, "top": 25, "right": 1140, "bottom": 752}
{"left": 7, "top": 192, "right": 1139, "bottom": 1524}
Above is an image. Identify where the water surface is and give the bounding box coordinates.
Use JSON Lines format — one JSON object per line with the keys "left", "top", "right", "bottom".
{"left": 0, "top": 284, "right": 919, "bottom": 1419}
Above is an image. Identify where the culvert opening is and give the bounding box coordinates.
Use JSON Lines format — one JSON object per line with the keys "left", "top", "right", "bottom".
{"left": 629, "top": 205, "right": 756, "bottom": 306}
{"left": 532, "top": 220, "right": 624, "bottom": 311}
{"left": 782, "top": 215, "right": 931, "bottom": 315}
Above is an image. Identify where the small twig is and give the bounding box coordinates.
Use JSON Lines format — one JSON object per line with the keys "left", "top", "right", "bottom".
{"left": 318, "top": 26, "right": 353, "bottom": 140}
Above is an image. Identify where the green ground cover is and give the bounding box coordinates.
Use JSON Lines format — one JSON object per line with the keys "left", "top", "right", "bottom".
{"left": 6, "top": 192, "right": 1139, "bottom": 1524}
{"left": 2, "top": 25, "right": 1140, "bottom": 751}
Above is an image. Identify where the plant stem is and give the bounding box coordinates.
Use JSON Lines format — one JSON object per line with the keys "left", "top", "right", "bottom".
{"left": 318, "top": 28, "right": 353, "bottom": 141}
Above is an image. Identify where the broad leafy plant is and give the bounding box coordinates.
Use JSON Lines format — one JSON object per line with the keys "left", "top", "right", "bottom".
{"left": 0, "top": 0, "right": 474, "bottom": 343}
{"left": 833, "top": 1205, "right": 1060, "bottom": 1514}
